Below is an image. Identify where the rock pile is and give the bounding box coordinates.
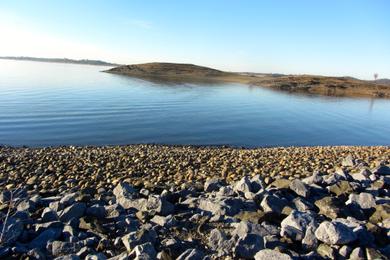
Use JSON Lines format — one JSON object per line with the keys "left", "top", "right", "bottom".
{"left": 0, "top": 148, "right": 389, "bottom": 259}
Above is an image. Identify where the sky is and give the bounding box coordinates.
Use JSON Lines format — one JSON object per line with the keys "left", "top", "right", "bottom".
{"left": 0, "top": 0, "right": 389, "bottom": 79}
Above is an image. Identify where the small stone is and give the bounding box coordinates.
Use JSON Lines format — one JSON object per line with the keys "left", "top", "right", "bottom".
{"left": 254, "top": 249, "right": 292, "bottom": 260}
{"left": 315, "top": 221, "right": 357, "bottom": 245}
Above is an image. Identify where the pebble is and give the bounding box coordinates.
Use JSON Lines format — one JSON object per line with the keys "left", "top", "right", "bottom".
{"left": 0, "top": 146, "right": 388, "bottom": 259}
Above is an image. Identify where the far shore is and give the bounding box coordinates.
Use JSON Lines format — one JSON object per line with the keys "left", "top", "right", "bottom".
{"left": 105, "top": 63, "right": 390, "bottom": 99}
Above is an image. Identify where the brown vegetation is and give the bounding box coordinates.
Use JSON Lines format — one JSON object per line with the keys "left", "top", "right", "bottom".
{"left": 105, "top": 63, "right": 390, "bottom": 98}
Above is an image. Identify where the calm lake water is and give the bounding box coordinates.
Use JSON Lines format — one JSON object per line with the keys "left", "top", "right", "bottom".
{"left": 0, "top": 60, "right": 389, "bottom": 147}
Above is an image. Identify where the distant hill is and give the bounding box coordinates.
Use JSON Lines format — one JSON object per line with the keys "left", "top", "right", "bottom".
{"left": 106, "top": 62, "right": 390, "bottom": 98}
{"left": 0, "top": 56, "right": 119, "bottom": 66}
{"left": 105, "top": 62, "right": 232, "bottom": 78}
{"left": 374, "top": 79, "right": 390, "bottom": 85}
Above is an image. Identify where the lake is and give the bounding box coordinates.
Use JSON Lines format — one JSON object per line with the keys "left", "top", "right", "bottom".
{"left": 0, "top": 60, "right": 389, "bottom": 147}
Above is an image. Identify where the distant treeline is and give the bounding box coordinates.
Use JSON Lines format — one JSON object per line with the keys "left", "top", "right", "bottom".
{"left": 0, "top": 56, "right": 119, "bottom": 66}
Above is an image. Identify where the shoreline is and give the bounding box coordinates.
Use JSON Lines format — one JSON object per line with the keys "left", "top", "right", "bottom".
{"left": 1, "top": 145, "right": 389, "bottom": 259}
{"left": 105, "top": 63, "right": 390, "bottom": 99}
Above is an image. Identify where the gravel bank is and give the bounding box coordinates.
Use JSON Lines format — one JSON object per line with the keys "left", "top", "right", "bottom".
{"left": 0, "top": 145, "right": 389, "bottom": 259}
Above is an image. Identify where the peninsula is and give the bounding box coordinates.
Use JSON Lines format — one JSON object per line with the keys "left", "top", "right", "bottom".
{"left": 106, "top": 62, "right": 390, "bottom": 98}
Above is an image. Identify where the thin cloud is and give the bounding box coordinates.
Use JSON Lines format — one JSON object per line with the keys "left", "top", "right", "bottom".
{"left": 125, "top": 19, "right": 153, "bottom": 29}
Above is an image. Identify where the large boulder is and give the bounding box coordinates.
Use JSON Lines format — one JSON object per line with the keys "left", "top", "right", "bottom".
{"left": 315, "top": 221, "right": 357, "bottom": 245}
{"left": 280, "top": 210, "right": 317, "bottom": 241}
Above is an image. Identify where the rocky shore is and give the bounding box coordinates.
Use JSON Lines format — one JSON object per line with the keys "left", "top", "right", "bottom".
{"left": 0, "top": 145, "right": 389, "bottom": 259}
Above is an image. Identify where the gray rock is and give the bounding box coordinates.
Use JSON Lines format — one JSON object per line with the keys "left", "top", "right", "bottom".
{"left": 204, "top": 178, "right": 223, "bottom": 192}
{"left": 260, "top": 195, "right": 286, "bottom": 215}
{"left": 289, "top": 179, "right": 310, "bottom": 198}
{"left": 280, "top": 211, "right": 316, "bottom": 241}
{"left": 60, "top": 203, "right": 86, "bottom": 222}
{"left": 317, "top": 244, "right": 336, "bottom": 259}
{"left": 129, "top": 242, "right": 156, "bottom": 260}
{"left": 217, "top": 186, "right": 234, "bottom": 197}
{"left": 121, "top": 228, "right": 157, "bottom": 252}
{"left": 150, "top": 215, "right": 176, "bottom": 228}
{"left": 346, "top": 192, "right": 376, "bottom": 209}
{"left": 51, "top": 241, "right": 82, "bottom": 256}
{"left": 60, "top": 193, "right": 78, "bottom": 207}
{"left": 41, "top": 207, "right": 58, "bottom": 222}
{"left": 0, "top": 218, "right": 24, "bottom": 246}
{"left": 342, "top": 155, "right": 355, "bottom": 167}
{"left": 16, "top": 199, "right": 35, "bottom": 212}
{"left": 351, "top": 169, "right": 371, "bottom": 182}
{"left": 339, "top": 245, "right": 352, "bottom": 258}
{"left": 0, "top": 190, "right": 11, "bottom": 204}
{"left": 208, "top": 229, "right": 227, "bottom": 251}
{"left": 348, "top": 247, "right": 365, "bottom": 260}
{"left": 315, "top": 221, "right": 357, "bottom": 245}
{"left": 29, "top": 228, "right": 62, "bottom": 249}
{"left": 302, "top": 224, "right": 318, "bottom": 251}
{"left": 107, "top": 252, "right": 128, "bottom": 260}
{"left": 85, "top": 205, "right": 106, "bottom": 218}
{"left": 234, "top": 176, "right": 252, "bottom": 194}
{"left": 251, "top": 175, "right": 265, "bottom": 193}
{"left": 199, "top": 197, "right": 242, "bottom": 216}
{"left": 254, "top": 249, "right": 292, "bottom": 260}
{"left": 118, "top": 198, "right": 147, "bottom": 211}
{"left": 27, "top": 248, "right": 46, "bottom": 260}
{"left": 146, "top": 196, "right": 174, "bottom": 216}
{"left": 302, "top": 171, "right": 323, "bottom": 185}
{"left": 372, "top": 165, "right": 390, "bottom": 176}
{"left": 292, "top": 197, "right": 314, "bottom": 212}
{"left": 176, "top": 249, "right": 205, "bottom": 260}
{"left": 35, "top": 221, "right": 63, "bottom": 233}
{"left": 54, "top": 255, "right": 80, "bottom": 260}
{"left": 85, "top": 253, "right": 107, "bottom": 260}
{"left": 113, "top": 182, "right": 136, "bottom": 199}
{"left": 234, "top": 233, "right": 264, "bottom": 259}
{"left": 314, "top": 196, "right": 343, "bottom": 219}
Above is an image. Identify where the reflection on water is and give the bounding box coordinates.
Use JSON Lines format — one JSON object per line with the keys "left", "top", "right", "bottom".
{"left": 0, "top": 60, "right": 389, "bottom": 147}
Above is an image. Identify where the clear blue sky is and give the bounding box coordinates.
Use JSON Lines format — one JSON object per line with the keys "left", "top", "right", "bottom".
{"left": 0, "top": 0, "right": 389, "bottom": 79}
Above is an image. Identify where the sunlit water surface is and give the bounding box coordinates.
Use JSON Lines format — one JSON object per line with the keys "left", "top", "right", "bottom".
{"left": 0, "top": 60, "right": 389, "bottom": 147}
